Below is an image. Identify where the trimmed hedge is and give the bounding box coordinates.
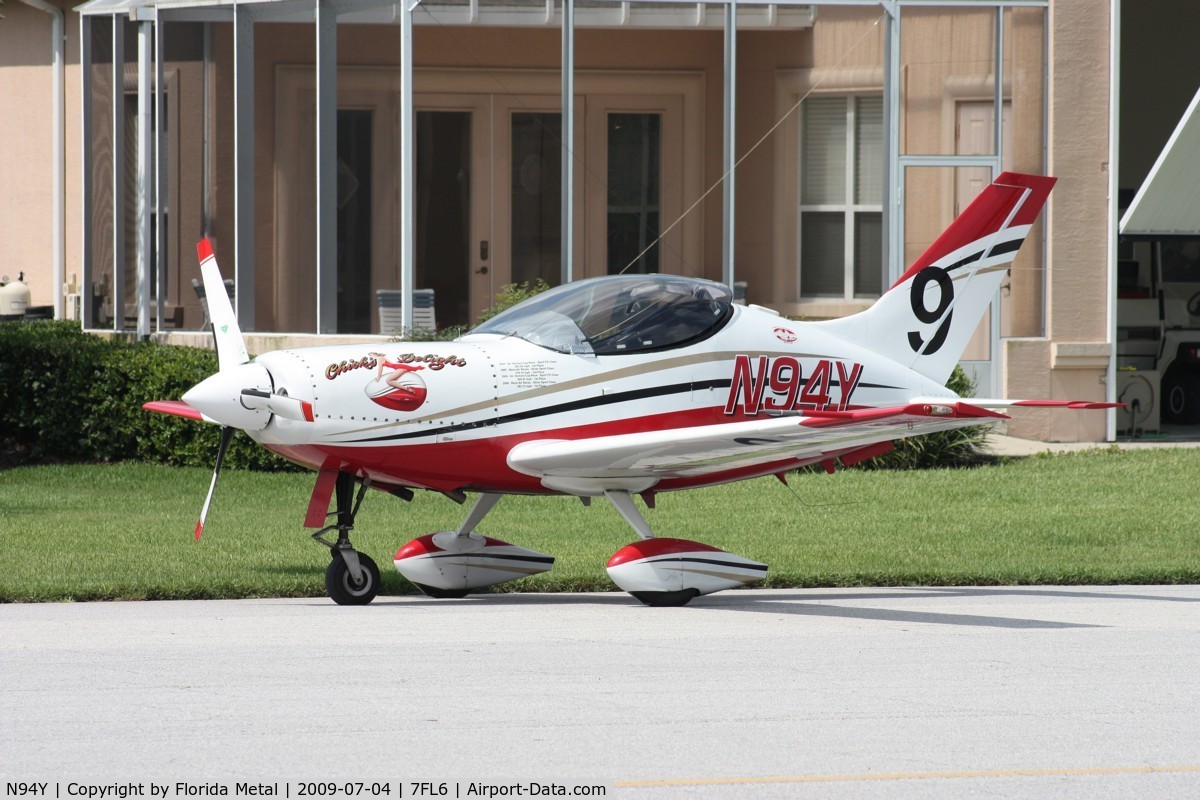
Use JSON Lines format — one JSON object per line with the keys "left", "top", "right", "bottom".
{"left": 0, "top": 321, "right": 293, "bottom": 470}
{"left": 856, "top": 365, "right": 992, "bottom": 470}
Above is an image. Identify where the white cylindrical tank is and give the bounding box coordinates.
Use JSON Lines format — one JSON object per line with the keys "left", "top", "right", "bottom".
{"left": 0, "top": 274, "right": 31, "bottom": 321}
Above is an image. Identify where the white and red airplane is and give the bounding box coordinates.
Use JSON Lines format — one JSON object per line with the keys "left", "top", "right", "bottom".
{"left": 146, "top": 172, "right": 1113, "bottom": 607}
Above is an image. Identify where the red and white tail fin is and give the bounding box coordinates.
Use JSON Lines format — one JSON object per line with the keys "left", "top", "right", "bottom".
{"left": 817, "top": 172, "right": 1056, "bottom": 386}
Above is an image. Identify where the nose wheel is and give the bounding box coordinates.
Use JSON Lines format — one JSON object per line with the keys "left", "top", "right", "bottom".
{"left": 326, "top": 552, "right": 380, "bottom": 605}
{"left": 313, "top": 472, "right": 381, "bottom": 605}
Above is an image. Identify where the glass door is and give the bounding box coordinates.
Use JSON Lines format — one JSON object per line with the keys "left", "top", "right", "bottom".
{"left": 274, "top": 69, "right": 698, "bottom": 333}
{"left": 412, "top": 85, "right": 688, "bottom": 325}
{"left": 414, "top": 94, "right": 492, "bottom": 327}
{"left": 413, "top": 93, "right": 583, "bottom": 328}
{"left": 490, "top": 95, "right": 586, "bottom": 293}
{"left": 509, "top": 111, "right": 564, "bottom": 287}
{"left": 585, "top": 94, "right": 686, "bottom": 280}
{"left": 336, "top": 109, "right": 374, "bottom": 334}
{"left": 415, "top": 110, "right": 472, "bottom": 328}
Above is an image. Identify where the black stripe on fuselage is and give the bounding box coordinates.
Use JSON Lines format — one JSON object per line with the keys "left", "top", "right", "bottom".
{"left": 348, "top": 380, "right": 722, "bottom": 442}
{"left": 342, "top": 376, "right": 901, "bottom": 444}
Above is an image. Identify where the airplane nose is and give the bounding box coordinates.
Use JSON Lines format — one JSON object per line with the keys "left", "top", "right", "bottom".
{"left": 183, "top": 362, "right": 273, "bottom": 431}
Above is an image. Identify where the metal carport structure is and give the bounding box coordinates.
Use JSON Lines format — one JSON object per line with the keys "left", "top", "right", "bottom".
{"left": 76, "top": 0, "right": 1041, "bottom": 367}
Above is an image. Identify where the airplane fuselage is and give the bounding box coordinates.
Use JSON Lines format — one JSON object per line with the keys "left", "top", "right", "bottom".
{"left": 241, "top": 304, "right": 948, "bottom": 495}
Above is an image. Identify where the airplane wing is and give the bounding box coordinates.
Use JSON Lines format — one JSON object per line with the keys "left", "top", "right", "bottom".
{"left": 508, "top": 400, "right": 1015, "bottom": 482}
{"left": 143, "top": 400, "right": 206, "bottom": 422}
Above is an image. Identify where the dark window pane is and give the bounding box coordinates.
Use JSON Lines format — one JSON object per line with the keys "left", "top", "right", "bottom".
{"left": 802, "top": 97, "right": 846, "bottom": 205}
{"left": 511, "top": 112, "right": 562, "bottom": 287}
{"left": 801, "top": 212, "right": 845, "bottom": 296}
{"left": 854, "top": 212, "right": 883, "bottom": 298}
{"left": 336, "top": 109, "right": 373, "bottom": 334}
{"left": 607, "top": 113, "right": 661, "bottom": 274}
{"left": 855, "top": 96, "right": 883, "bottom": 204}
{"left": 416, "top": 110, "right": 472, "bottom": 329}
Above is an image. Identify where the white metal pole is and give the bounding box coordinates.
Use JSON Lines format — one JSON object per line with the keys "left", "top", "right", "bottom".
{"left": 316, "top": 0, "right": 338, "bottom": 333}
{"left": 155, "top": 12, "right": 165, "bottom": 332}
{"left": 113, "top": 15, "right": 125, "bottom": 331}
{"left": 883, "top": 1, "right": 901, "bottom": 287}
{"left": 1106, "top": 0, "right": 1120, "bottom": 439}
{"left": 137, "top": 19, "right": 152, "bottom": 338}
{"left": 721, "top": 0, "right": 736, "bottom": 288}
{"left": 400, "top": 0, "right": 415, "bottom": 331}
{"left": 561, "top": 0, "right": 574, "bottom": 284}
{"left": 81, "top": 14, "right": 93, "bottom": 326}
{"left": 51, "top": 6, "right": 64, "bottom": 321}
{"left": 203, "top": 22, "right": 212, "bottom": 237}
{"left": 991, "top": 5, "right": 1004, "bottom": 397}
{"left": 234, "top": 3, "right": 255, "bottom": 329}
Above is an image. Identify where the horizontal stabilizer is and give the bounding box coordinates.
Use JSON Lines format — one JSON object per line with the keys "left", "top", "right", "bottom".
{"left": 799, "top": 402, "right": 1009, "bottom": 428}
{"left": 915, "top": 397, "right": 1124, "bottom": 412}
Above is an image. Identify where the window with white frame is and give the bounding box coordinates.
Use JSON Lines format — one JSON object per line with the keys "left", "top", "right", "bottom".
{"left": 799, "top": 94, "right": 883, "bottom": 299}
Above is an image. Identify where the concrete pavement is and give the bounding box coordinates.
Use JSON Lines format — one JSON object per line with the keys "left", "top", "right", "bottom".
{"left": 986, "top": 432, "right": 1200, "bottom": 456}
{"left": 2, "top": 587, "right": 1199, "bottom": 799}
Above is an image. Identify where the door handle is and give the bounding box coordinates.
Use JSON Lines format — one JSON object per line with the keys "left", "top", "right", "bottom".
{"left": 476, "top": 265, "right": 489, "bottom": 275}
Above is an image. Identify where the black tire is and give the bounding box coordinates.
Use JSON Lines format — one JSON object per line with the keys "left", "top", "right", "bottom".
{"left": 630, "top": 589, "right": 700, "bottom": 607}
{"left": 1163, "top": 371, "right": 1200, "bottom": 424}
{"left": 414, "top": 583, "right": 470, "bottom": 599}
{"left": 326, "top": 552, "right": 380, "bottom": 606}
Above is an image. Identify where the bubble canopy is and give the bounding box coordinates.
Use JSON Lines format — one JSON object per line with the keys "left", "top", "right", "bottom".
{"left": 468, "top": 274, "right": 735, "bottom": 356}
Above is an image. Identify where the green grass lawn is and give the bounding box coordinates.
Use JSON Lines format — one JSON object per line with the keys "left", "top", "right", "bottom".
{"left": 1, "top": 447, "right": 1197, "bottom": 601}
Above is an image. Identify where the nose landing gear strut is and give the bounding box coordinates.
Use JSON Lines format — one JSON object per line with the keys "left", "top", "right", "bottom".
{"left": 312, "top": 472, "right": 380, "bottom": 605}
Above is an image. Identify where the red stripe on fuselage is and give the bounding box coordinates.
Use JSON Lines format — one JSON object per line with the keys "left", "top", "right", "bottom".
{"left": 262, "top": 405, "right": 886, "bottom": 497}
{"left": 267, "top": 406, "right": 732, "bottom": 493}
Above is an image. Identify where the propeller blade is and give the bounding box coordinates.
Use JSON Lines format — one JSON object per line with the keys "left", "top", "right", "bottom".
{"left": 197, "top": 239, "right": 250, "bottom": 371}
{"left": 196, "top": 425, "right": 236, "bottom": 541}
{"left": 240, "top": 389, "right": 315, "bottom": 423}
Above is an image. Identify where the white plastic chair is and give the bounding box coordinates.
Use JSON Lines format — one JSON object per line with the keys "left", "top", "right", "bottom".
{"left": 377, "top": 288, "right": 436, "bottom": 335}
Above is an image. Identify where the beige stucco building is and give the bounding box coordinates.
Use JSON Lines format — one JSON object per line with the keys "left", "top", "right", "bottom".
{"left": 2, "top": 0, "right": 1196, "bottom": 441}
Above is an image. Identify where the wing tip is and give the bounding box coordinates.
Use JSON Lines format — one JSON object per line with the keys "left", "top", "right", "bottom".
{"left": 197, "top": 238, "right": 214, "bottom": 263}
{"left": 143, "top": 400, "right": 205, "bottom": 422}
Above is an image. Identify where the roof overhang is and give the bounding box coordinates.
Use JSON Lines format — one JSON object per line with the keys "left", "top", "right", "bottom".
{"left": 77, "top": 0, "right": 816, "bottom": 29}
{"left": 1120, "top": 84, "right": 1200, "bottom": 238}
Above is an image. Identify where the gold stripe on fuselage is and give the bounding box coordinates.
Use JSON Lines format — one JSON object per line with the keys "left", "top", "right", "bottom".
{"left": 340, "top": 348, "right": 830, "bottom": 436}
